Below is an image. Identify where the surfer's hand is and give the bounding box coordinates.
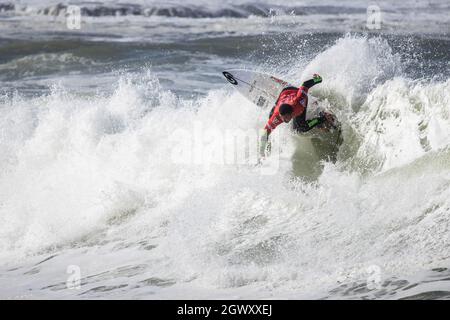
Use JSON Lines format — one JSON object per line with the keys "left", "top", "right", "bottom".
{"left": 313, "top": 74, "right": 322, "bottom": 84}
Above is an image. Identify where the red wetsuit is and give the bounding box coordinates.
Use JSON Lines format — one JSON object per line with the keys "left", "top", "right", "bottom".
{"left": 264, "top": 86, "right": 309, "bottom": 134}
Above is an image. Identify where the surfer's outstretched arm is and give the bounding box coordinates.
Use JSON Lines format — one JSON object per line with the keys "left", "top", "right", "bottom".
{"left": 301, "top": 74, "right": 322, "bottom": 89}
{"left": 295, "top": 74, "right": 322, "bottom": 100}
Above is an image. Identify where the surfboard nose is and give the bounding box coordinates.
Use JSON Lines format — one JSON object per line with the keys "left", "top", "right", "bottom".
{"left": 222, "top": 71, "right": 238, "bottom": 85}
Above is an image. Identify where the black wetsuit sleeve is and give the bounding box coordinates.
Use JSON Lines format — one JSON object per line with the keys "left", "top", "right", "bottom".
{"left": 301, "top": 78, "right": 318, "bottom": 89}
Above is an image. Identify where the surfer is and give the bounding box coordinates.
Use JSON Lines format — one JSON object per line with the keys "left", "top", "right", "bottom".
{"left": 260, "top": 74, "right": 336, "bottom": 154}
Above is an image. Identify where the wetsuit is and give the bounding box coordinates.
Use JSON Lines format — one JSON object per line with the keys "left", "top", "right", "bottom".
{"left": 265, "top": 77, "right": 325, "bottom": 134}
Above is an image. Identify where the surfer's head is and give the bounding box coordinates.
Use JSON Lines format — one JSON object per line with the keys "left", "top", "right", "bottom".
{"left": 279, "top": 104, "right": 294, "bottom": 122}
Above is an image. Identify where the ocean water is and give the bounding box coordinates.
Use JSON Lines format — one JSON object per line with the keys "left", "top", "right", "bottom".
{"left": 0, "top": 0, "right": 449, "bottom": 299}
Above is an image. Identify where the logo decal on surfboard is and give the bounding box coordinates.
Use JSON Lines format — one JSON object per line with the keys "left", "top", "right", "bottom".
{"left": 256, "top": 96, "right": 267, "bottom": 107}
{"left": 223, "top": 71, "right": 238, "bottom": 85}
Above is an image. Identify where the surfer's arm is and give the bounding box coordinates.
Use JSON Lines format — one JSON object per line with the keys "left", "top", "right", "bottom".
{"left": 301, "top": 74, "right": 322, "bottom": 89}
{"left": 260, "top": 113, "right": 281, "bottom": 156}
{"left": 264, "top": 111, "right": 282, "bottom": 135}
{"left": 296, "top": 74, "right": 322, "bottom": 99}
{"left": 264, "top": 124, "right": 273, "bottom": 136}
